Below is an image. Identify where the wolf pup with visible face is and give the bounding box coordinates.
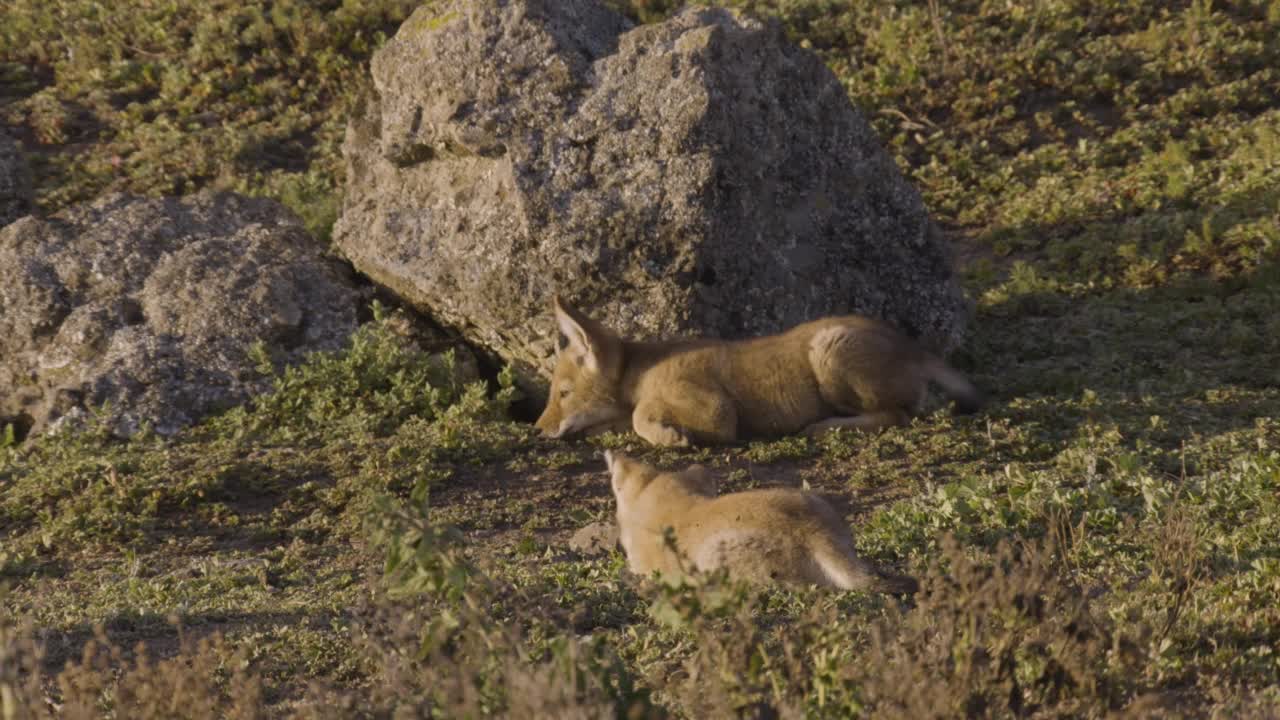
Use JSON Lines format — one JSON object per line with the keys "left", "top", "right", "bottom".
{"left": 605, "top": 451, "right": 917, "bottom": 594}
{"left": 535, "top": 296, "right": 982, "bottom": 446}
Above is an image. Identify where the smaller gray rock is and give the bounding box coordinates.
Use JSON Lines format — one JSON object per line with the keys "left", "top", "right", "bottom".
{"left": 0, "top": 132, "right": 31, "bottom": 227}
{"left": 569, "top": 520, "right": 620, "bottom": 557}
{"left": 0, "top": 191, "right": 363, "bottom": 437}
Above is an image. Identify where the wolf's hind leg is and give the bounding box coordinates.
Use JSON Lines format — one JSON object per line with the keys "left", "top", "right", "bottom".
{"left": 809, "top": 325, "right": 924, "bottom": 418}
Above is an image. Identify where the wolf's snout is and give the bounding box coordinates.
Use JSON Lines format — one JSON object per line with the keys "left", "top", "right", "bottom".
{"left": 551, "top": 418, "right": 577, "bottom": 439}
{"left": 534, "top": 409, "right": 559, "bottom": 438}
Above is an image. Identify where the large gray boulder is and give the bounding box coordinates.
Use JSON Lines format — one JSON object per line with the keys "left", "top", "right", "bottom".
{"left": 0, "top": 132, "right": 31, "bottom": 228}
{"left": 335, "top": 0, "right": 968, "bottom": 397}
{"left": 0, "top": 191, "right": 362, "bottom": 437}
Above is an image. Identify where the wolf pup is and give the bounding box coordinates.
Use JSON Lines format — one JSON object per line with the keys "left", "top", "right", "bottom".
{"left": 605, "top": 451, "right": 917, "bottom": 594}
{"left": 535, "top": 296, "right": 982, "bottom": 446}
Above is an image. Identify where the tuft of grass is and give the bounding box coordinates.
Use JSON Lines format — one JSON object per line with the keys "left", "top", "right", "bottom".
{"left": 236, "top": 302, "right": 490, "bottom": 441}
{"left": 1, "top": 617, "right": 265, "bottom": 720}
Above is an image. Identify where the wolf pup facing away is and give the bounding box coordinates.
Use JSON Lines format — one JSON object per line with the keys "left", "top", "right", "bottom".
{"left": 606, "top": 451, "right": 917, "bottom": 594}
{"left": 535, "top": 296, "right": 983, "bottom": 446}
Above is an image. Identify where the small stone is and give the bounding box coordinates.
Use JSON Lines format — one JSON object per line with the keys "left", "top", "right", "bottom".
{"left": 569, "top": 521, "right": 620, "bottom": 557}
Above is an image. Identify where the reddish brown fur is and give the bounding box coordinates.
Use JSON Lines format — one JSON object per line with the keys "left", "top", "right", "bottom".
{"left": 535, "top": 296, "right": 982, "bottom": 446}
{"left": 606, "top": 452, "right": 917, "bottom": 594}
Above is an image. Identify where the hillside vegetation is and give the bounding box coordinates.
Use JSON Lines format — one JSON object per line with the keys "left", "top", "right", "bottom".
{"left": 3, "top": 0, "right": 1279, "bottom": 716}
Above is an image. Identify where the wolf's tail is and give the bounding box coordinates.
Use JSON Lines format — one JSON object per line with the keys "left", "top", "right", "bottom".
{"left": 922, "top": 355, "right": 985, "bottom": 415}
{"left": 815, "top": 543, "right": 920, "bottom": 596}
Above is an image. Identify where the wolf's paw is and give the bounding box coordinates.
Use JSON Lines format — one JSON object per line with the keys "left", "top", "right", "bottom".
{"left": 802, "top": 419, "right": 842, "bottom": 439}
{"left": 639, "top": 421, "right": 692, "bottom": 447}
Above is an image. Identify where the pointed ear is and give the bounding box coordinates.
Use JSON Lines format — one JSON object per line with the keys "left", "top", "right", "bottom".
{"left": 605, "top": 450, "right": 630, "bottom": 494}
{"left": 552, "top": 296, "right": 620, "bottom": 375}
{"left": 553, "top": 295, "right": 590, "bottom": 357}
